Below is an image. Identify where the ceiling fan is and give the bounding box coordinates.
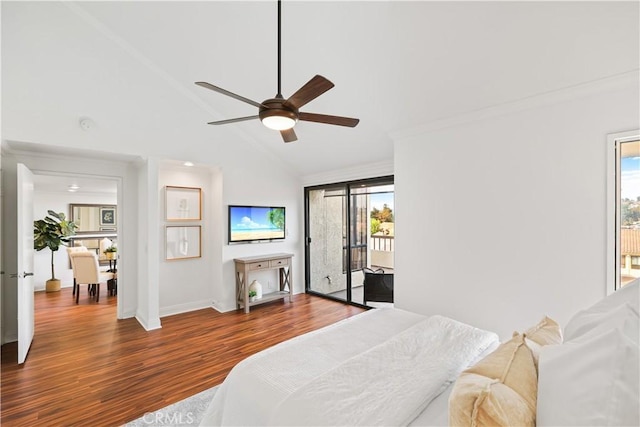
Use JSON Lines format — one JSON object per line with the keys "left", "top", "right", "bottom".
{"left": 195, "top": 0, "right": 359, "bottom": 143}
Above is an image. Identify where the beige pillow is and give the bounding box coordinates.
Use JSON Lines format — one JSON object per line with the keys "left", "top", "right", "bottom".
{"left": 522, "top": 316, "right": 562, "bottom": 367}
{"left": 523, "top": 315, "right": 562, "bottom": 346}
{"left": 449, "top": 333, "right": 538, "bottom": 427}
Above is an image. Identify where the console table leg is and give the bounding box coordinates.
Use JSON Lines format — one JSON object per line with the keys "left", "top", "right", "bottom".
{"left": 280, "top": 267, "right": 292, "bottom": 302}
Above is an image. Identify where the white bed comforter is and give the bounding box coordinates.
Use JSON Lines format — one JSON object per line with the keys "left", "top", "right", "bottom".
{"left": 200, "top": 308, "right": 498, "bottom": 427}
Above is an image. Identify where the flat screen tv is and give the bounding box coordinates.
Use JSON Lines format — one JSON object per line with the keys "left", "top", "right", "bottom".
{"left": 228, "top": 205, "right": 286, "bottom": 243}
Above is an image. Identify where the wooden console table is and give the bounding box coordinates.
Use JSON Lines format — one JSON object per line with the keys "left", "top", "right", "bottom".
{"left": 234, "top": 253, "right": 293, "bottom": 313}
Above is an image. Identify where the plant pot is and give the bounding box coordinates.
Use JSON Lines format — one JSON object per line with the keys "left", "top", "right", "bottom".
{"left": 105, "top": 252, "right": 116, "bottom": 260}
{"left": 46, "top": 279, "right": 61, "bottom": 293}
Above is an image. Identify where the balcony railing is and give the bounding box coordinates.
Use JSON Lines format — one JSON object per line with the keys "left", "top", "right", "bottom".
{"left": 343, "top": 236, "right": 395, "bottom": 273}
{"left": 371, "top": 235, "right": 394, "bottom": 252}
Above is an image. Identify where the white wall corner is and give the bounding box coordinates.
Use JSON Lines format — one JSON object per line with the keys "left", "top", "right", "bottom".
{"left": 3, "top": 331, "right": 17, "bottom": 345}
{"left": 211, "top": 300, "right": 239, "bottom": 313}
{"left": 135, "top": 314, "right": 162, "bottom": 331}
{"left": 121, "top": 308, "right": 137, "bottom": 319}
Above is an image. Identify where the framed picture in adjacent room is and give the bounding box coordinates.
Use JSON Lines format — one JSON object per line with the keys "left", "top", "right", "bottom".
{"left": 165, "top": 225, "right": 201, "bottom": 260}
{"left": 165, "top": 186, "right": 202, "bottom": 221}
{"left": 100, "top": 207, "right": 116, "bottom": 226}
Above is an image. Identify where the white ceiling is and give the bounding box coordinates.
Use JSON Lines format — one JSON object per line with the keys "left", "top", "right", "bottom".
{"left": 33, "top": 174, "right": 117, "bottom": 195}
{"left": 2, "top": 1, "right": 639, "bottom": 177}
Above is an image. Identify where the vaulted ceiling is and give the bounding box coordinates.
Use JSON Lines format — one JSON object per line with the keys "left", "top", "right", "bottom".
{"left": 3, "top": 1, "right": 638, "bottom": 177}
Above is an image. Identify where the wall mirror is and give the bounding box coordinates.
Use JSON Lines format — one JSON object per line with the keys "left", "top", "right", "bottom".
{"left": 69, "top": 204, "right": 118, "bottom": 234}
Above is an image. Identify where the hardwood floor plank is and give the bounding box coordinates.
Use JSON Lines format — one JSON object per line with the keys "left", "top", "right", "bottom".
{"left": 1, "top": 288, "right": 365, "bottom": 426}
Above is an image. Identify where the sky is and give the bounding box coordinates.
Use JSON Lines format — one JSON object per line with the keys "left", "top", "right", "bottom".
{"left": 370, "top": 192, "right": 394, "bottom": 211}
{"left": 622, "top": 156, "right": 640, "bottom": 200}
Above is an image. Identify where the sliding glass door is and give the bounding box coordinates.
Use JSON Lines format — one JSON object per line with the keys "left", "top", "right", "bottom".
{"left": 306, "top": 186, "right": 348, "bottom": 301}
{"left": 305, "top": 176, "right": 394, "bottom": 306}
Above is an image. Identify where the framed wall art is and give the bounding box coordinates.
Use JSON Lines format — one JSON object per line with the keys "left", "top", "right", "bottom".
{"left": 165, "top": 225, "right": 201, "bottom": 260}
{"left": 165, "top": 186, "right": 202, "bottom": 221}
{"left": 99, "top": 206, "right": 117, "bottom": 226}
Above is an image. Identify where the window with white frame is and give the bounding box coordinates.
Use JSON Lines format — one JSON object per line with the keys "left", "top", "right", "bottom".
{"left": 608, "top": 131, "right": 640, "bottom": 294}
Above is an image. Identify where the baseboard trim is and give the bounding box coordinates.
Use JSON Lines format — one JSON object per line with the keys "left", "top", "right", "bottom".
{"left": 159, "top": 299, "right": 215, "bottom": 318}
{"left": 135, "top": 314, "right": 162, "bottom": 331}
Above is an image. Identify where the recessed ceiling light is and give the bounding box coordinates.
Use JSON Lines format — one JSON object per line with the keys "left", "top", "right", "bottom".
{"left": 183, "top": 161, "right": 194, "bottom": 167}
{"left": 68, "top": 184, "right": 80, "bottom": 191}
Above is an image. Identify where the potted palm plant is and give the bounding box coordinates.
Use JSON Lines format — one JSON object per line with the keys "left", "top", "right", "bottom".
{"left": 33, "top": 210, "right": 77, "bottom": 292}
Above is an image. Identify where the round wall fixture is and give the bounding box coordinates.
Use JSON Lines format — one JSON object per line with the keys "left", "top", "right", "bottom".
{"left": 79, "top": 117, "right": 94, "bottom": 131}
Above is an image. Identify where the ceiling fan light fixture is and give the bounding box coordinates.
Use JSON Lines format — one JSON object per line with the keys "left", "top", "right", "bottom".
{"left": 261, "top": 115, "right": 296, "bottom": 131}
{"left": 259, "top": 107, "right": 298, "bottom": 130}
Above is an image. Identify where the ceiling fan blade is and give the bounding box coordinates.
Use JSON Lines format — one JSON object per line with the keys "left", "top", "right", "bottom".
{"left": 195, "top": 82, "right": 265, "bottom": 109}
{"left": 283, "top": 75, "right": 334, "bottom": 110}
{"left": 207, "top": 115, "right": 259, "bottom": 125}
{"left": 280, "top": 128, "right": 297, "bottom": 143}
{"left": 299, "top": 112, "right": 360, "bottom": 128}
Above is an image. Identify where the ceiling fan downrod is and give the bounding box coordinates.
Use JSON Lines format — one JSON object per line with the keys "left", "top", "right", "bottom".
{"left": 277, "top": 0, "right": 282, "bottom": 98}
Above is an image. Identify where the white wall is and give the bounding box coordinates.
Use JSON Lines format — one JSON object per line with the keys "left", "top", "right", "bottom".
{"left": 219, "top": 155, "right": 304, "bottom": 312}
{"left": 135, "top": 158, "right": 160, "bottom": 330}
{"left": 158, "top": 163, "right": 223, "bottom": 317}
{"left": 153, "top": 154, "right": 302, "bottom": 315}
{"left": 33, "top": 191, "right": 117, "bottom": 291}
{"left": 394, "top": 77, "right": 640, "bottom": 340}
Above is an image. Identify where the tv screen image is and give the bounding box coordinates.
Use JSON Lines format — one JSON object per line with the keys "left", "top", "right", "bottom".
{"left": 229, "top": 205, "right": 286, "bottom": 243}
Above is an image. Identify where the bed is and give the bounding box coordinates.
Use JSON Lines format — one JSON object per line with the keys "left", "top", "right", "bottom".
{"left": 200, "top": 279, "right": 639, "bottom": 426}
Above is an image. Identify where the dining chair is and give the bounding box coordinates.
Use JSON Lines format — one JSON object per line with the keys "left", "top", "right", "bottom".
{"left": 67, "top": 246, "right": 89, "bottom": 296}
{"left": 71, "top": 252, "right": 114, "bottom": 304}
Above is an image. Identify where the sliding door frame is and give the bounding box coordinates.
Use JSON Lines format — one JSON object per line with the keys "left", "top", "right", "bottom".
{"left": 304, "top": 175, "right": 394, "bottom": 307}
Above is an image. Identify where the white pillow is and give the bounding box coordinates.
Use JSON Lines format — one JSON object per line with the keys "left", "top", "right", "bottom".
{"left": 587, "top": 279, "right": 638, "bottom": 313}
{"left": 606, "top": 279, "right": 639, "bottom": 312}
{"left": 563, "top": 303, "right": 639, "bottom": 344}
{"left": 537, "top": 327, "right": 640, "bottom": 426}
{"left": 563, "top": 279, "right": 639, "bottom": 340}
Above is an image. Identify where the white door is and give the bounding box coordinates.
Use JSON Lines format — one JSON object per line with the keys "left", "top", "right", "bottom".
{"left": 17, "top": 163, "right": 35, "bottom": 364}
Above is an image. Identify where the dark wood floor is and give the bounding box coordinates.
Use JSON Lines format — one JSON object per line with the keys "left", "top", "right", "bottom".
{"left": 1, "top": 288, "right": 365, "bottom": 426}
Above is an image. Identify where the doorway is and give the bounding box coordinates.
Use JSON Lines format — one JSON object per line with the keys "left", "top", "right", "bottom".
{"left": 305, "top": 176, "right": 394, "bottom": 307}
{"left": 32, "top": 173, "right": 119, "bottom": 307}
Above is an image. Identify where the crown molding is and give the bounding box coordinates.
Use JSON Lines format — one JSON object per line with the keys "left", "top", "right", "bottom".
{"left": 301, "top": 160, "right": 394, "bottom": 187}
{"left": 391, "top": 70, "right": 640, "bottom": 142}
